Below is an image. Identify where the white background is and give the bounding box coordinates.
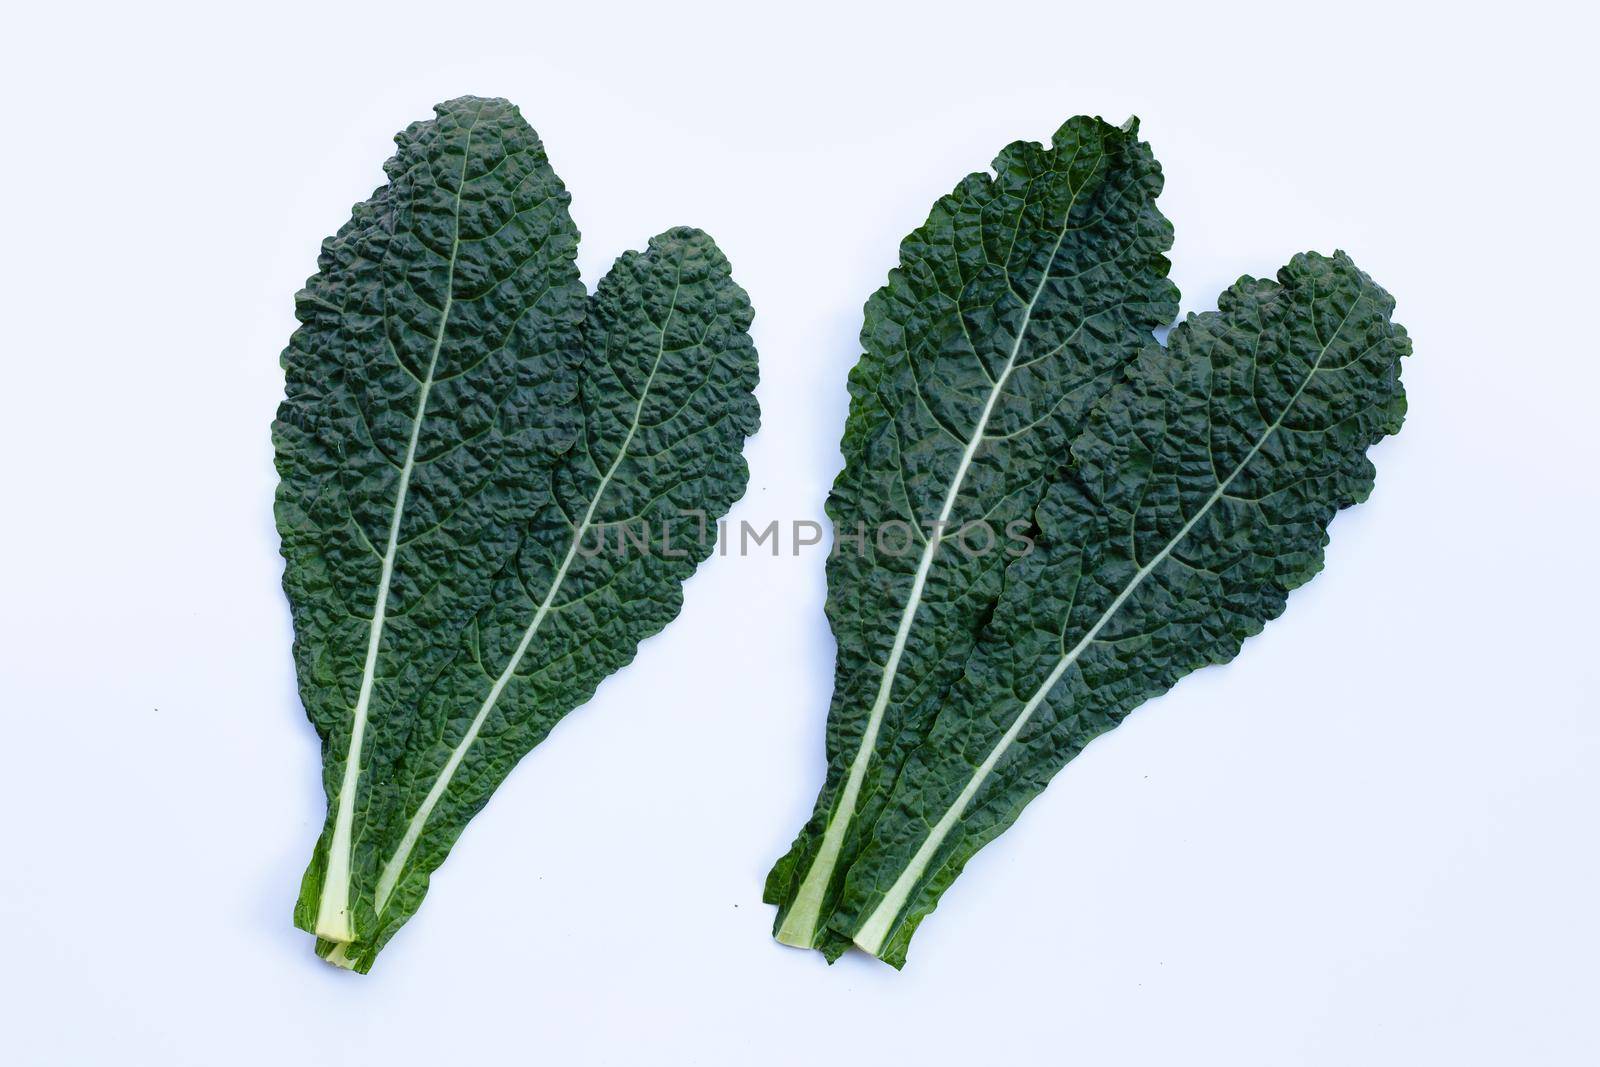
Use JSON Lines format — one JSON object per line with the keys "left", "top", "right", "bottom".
{"left": 1, "top": 1, "right": 1595, "bottom": 1063}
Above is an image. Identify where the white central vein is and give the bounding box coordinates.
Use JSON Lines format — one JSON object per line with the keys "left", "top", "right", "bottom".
{"left": 776, "top": 168, "right": 1096, "bottom": 947}
{"left": 369, "top": 277, "right": 684, "bottom": 917}
{"left": 851, "top": 291, "right": 1357, "bottom": 955}
{"left": 315, "top": 113, "right": 480, "bottom": 943}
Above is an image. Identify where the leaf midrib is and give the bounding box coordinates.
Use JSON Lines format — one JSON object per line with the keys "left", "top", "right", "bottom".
{"left": 776, "top": 142, "right": 1106, "bottom": 947}
{"left": 314, "top": 106, "right": 483, "bottom": 943}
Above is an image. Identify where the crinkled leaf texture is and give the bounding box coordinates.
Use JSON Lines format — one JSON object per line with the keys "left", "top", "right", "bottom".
{"left": 766, "top": 115, "right": 1408, "bottom": 969}
{"left": 275, "top": 97, "right": 759, "bottom": 972}
{"left": 763, "top": 116, "right": 1178, "bottom": 957}
{"left": 826, "top": 250, "right": 1405, "bottom": 967}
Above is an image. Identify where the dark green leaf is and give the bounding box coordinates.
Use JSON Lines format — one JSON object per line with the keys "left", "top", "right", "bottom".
{"left": 276, "top": 98, "right": 759, "bottom": 971}
{"left": 764, "top": 117, "right": 1178, "bottom": 952}
{"left": 830, "top": 252, "right": 1408, "bottom": 967}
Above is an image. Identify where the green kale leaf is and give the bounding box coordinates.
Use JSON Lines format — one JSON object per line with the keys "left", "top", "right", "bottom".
{"left": 768, "top": 117, "right": 1407, "bottom": 968}
{"left": 275, "top": 97, "right": 759, "bottom": 971}
{"left": 765, "top": 116, "right": 1179, "bottom": 956}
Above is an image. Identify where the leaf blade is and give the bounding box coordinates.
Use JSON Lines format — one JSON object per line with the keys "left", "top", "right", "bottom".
{"left": 276, "top": 96, "right": 586, "bottom": 943}
{"left": 278, "top": 99, "right": 759, "bottom": 971}
{"left": 320, "top": 227, "right": 760, "bottom": 971}
{"left": 766, "top": 117, "right": 1179, "bottom": 949}
{"left": 831, "top": 251, "right": 1409, "bottom": 966}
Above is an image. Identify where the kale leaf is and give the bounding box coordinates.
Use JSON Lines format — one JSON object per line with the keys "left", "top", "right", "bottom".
{"left": 769, "top": 118, "right": 1407, "bottom": 968}
{"left": 764, "top": 117, "right": 1179, "bottom": 956}
{"left": 276, "top": 97, "right": 759, "bottom": 971}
